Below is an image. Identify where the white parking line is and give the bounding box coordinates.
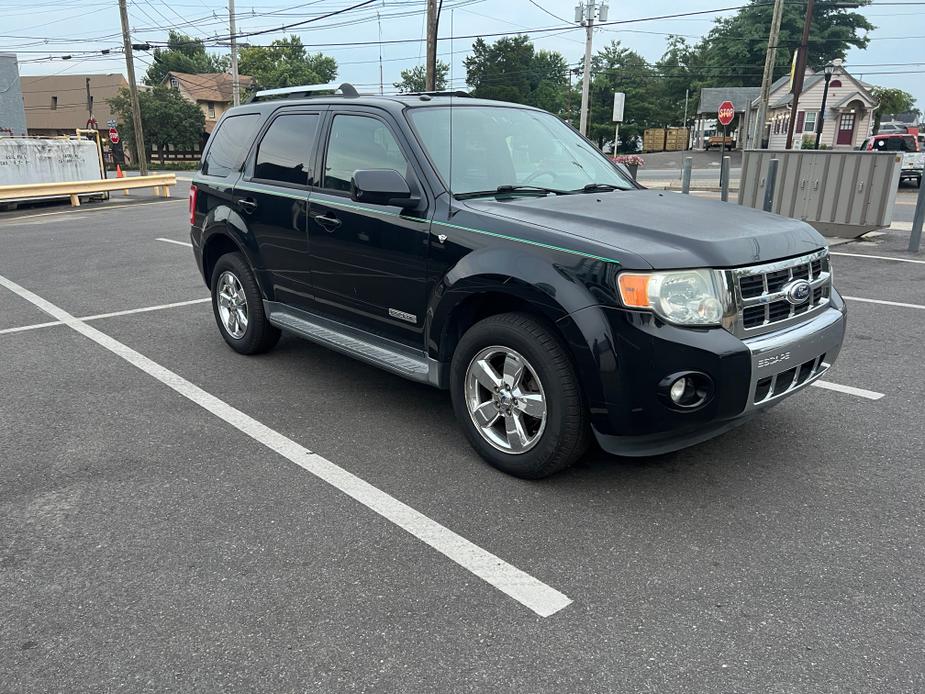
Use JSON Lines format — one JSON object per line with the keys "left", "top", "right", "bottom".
{"left": 1, "top": 199, "right": 184, "bottom": 224}
{"left": 156, "top": 237, "right": 193, "bottom": 248}
{"left": 843, "top": 296, "right": 925, "bottom": 310}
{"left": 0, "top": 298, "right": 210, "bottom": 336}
{"left": 811, "top": 380, "right": 885, "bottom": 400}
{"left": 832, "top": 252, "right": 925, "bottom": 265}
{"left": 0, "top": 272, "right": 571, "bottom": 618}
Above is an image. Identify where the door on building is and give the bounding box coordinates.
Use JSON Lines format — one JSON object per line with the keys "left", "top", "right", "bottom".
{"left": 837, "top": 112, "right": 856, "bottom": 146}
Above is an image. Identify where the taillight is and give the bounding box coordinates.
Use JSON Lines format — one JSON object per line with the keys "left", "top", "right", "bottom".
{"left": 189, "top": 184, "right": 198, "bottom": 225}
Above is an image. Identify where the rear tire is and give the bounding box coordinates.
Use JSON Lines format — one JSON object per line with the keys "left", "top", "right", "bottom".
{"left": 450, "top": 312, "right": 590, "bottom": 479}
{"left": 210, "top": 252, "right": 280, "bottom": 355}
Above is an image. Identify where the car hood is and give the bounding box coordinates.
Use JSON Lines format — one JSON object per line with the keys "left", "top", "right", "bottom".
{"left": 462, "top": 189, "right": 827, "bottom": 269}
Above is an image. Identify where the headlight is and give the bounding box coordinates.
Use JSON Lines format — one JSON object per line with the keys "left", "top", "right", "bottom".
{"left": 617, "top": 269, "right": 730, "bottom": 326}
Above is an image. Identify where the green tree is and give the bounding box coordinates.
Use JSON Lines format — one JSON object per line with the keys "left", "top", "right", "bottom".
{"left": 108, "top": 85, "right": 205, "bottom": 161}
{"left": 654, "top": 36, "right": 697, "bottom": 128}
{"left": 144, "top": 31, "right": 228, "bottom": 86}
{"left": 587, "top": 41, "right": 659, "bottom": 150}
{"left": 694, "top": 0, "right": 874, "bottom": 87}
{"left": 238, "top": 36, "right": 337, "bottom": 90}
{"left": 393, "top": 61, "right": 449, "bottom": 92}
{"left": 870, "top": 86, "right": 919, "bottom": 131}
{"left": 464, "top": 35, "right": 568, "bottom": 113}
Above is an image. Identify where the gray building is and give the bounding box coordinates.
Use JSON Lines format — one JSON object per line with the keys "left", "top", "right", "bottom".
{"left": 0, "top": 53, "right": 27, "bottom": 136}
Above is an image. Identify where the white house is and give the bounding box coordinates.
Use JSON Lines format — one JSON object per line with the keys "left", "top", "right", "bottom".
{"left": 749, "top": 60, "right": 878, "bottom": 149}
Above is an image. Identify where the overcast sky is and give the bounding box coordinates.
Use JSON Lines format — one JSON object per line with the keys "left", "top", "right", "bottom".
{"left": 6, "top": 1, "right": 923, "bottom": 110}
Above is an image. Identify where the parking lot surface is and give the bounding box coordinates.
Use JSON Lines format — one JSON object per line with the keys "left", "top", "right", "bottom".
{"left": 1, "top": 184, "right": 923, "bottom": 693}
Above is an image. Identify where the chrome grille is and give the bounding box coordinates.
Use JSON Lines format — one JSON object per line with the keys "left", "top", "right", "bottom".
{"left": 753, "top": 353, "right": 828, "bottom": 405}
{"left": 727, "top": 249, "right": 832, "bottom": 338}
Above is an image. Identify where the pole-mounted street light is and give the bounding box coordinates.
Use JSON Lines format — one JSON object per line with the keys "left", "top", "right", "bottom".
{"left": 815, "top": 61, "right": 837, "bottom": 149}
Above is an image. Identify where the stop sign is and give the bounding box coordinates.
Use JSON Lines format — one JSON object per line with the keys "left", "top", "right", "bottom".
{"left": 717, "top": 100, "right": 735, "bottom": 127}
{"left": 108, "top": 127, "right": 120, "bottom": 144}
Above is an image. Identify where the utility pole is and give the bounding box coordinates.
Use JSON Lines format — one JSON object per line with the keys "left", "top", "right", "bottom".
{"left": 85, "top": 77, "right": 93, "bottom": 125}
{"left": 229, "top": 0, "right": 240, "bottom": 106}
{"left": 578, "top": 0, "right": 595, "bottom": 136}
{"left": 753, "top": 0, "right": 784, "bottom": 149}
{"left": 425, "top": 0, "right": 438, "bottom": 91}
{"left": 785, "top": 0, "right": 815, "bottom": 149}
{"left": 118, "top": 0, "right": 147, "bottom": 176}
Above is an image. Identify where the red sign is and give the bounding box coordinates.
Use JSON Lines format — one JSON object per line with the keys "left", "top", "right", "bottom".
{"left": 108, "top": 128, "right": 120, "bottom": 144}
{"left": 717, "top": 100, "right": 735, "bottom": 127}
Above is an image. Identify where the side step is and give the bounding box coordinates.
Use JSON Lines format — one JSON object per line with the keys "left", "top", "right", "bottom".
{"left": 265, "top": 302, "right": 443, "bottom": 387}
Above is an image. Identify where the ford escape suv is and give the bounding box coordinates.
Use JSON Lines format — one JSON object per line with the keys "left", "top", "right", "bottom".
{"left": 189, "top": 83, "right": 846, "bottom": 479}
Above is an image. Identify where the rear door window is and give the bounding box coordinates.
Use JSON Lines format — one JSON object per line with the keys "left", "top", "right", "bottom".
{"left": 254, "top": 113, "right": 321, "bottom": 187}
{"left": 202, "top": 113, "right": 261, "bottom": 177}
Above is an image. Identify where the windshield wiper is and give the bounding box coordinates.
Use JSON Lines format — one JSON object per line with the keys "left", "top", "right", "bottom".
{"left": 456, "top": 185, "right": 570, "bottom": 200}
{"left": 577, "top": 182, "right": 625, "bottom": 193}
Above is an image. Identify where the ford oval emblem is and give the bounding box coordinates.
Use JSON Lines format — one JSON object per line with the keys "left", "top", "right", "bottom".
{"left": 784, "top": 279, "right": 812, "bottom": 305}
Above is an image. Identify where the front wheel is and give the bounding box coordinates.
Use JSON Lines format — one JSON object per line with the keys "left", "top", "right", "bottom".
{"left": 450, "top": 312, "right": 590, "bottom": 479}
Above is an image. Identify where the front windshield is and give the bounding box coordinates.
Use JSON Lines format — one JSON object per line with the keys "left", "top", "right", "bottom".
{"left": 408, "top": 105, "right": 634, "bottom": 195}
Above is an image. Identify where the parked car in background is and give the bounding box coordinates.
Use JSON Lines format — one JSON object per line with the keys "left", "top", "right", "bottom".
{"left": 706, "top": 133, "right": 735, "bottom": 150}
{"left": 859, "top": 133, "right": 923, "bottom": 187}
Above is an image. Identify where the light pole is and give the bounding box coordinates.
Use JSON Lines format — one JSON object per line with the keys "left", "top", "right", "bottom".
{"left": 815, "top": 61, "right": 836, "bottom": 149}
{"left": 576, "top": 1, "right": 608, "bottom": 136}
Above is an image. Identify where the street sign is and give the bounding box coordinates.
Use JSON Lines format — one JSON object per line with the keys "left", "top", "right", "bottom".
{"left": 108, "top": 128, "right": 120, "bottom": 145}
{"left": 107, "top": 119, "right": 117, "bottom": 128}
{"left": 717, "top": 100, "right": 735, "bottom": 127}
{"left": 612, "top": 92, "right": 625, "bottom": 122}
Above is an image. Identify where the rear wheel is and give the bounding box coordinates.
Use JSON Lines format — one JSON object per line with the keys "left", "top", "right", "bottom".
{"left": 450, "top": 312, "right": 590, "bottom": 479}
{"left": 210, "top": 252, "right": 280, "bottom": 355}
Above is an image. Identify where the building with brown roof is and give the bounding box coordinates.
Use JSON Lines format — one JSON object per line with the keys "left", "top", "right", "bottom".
{"left": 164, "top": 71, "right": 255, "bottom": 133}
{"left": 21, "top": 73, "right": 128, "bottom": 137}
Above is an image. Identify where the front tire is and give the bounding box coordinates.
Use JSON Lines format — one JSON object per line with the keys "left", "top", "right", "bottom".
{"left": 450, "top": 312, "right": 590, "bottom": 479}
{"left": 210, "top": 252, "right": 280, "bottom": 355}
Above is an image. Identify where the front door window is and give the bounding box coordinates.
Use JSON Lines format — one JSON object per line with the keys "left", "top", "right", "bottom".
{"left": 837, "top": 113, "right": 856, "bottom": 145}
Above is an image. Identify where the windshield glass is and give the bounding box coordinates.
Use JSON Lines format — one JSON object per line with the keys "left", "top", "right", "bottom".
{"left": 408, "top": 105, "right": 634, "bottom": 195}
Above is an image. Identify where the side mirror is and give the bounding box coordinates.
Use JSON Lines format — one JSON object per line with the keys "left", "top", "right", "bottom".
{"left": 350, "top": 169, "right": 420, "bottom": 209}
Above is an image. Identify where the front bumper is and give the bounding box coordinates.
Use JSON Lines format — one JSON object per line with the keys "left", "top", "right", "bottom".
{"left": 576, "top": 291, "right": 846, "bottom": 457}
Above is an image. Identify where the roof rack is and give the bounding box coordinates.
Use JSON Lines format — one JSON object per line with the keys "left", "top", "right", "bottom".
{"left": 405, "top": 90, "right": 472, "bottom": 98}
{"left": 249, "top": 82, "right": 359, "bottom": 102}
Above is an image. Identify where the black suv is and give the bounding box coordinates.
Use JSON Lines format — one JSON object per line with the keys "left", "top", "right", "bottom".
{"left": 189, "top": 84, "right": 846, "bottom": 478}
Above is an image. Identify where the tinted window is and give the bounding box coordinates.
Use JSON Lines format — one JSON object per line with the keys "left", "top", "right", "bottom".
{"left": 323, "top": 115, "right": 409, "bottom": 193}
{"left": 202, "top": 113, "right": 260, "bottom": 177}
{"left": 873, "top": 136, "right": 917, "bottom": 153}
{"left": 254, "top": 113, "right": 320, "bottom": 186}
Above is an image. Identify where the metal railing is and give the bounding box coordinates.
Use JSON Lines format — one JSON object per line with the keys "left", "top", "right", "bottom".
{"left": 0, "top": 173, "right": 177, "bottom": 207}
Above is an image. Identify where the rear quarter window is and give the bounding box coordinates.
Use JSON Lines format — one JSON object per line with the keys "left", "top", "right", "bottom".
{"left": 202, "top": 113, "right": 261, "bottom": 177}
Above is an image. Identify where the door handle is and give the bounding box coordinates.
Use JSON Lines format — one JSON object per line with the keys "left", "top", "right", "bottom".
{"left": 314, "top": 213, "right": 342, "bottom": 231}
{"left": 236, "top": 197, "right": 258, "bottom": 213}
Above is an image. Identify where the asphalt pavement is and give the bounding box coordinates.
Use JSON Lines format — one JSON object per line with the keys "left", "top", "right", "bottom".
{"left": 1, "top": 183, "right": 923, "bottom": 693}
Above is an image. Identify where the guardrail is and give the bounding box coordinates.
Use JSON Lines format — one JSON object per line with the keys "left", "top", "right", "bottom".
{"left": 0, "top": 173, "right": 177, "bottom": 207}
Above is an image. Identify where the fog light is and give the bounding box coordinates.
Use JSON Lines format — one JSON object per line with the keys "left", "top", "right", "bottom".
{"left": 670, "top": 377, "right": 689, "bottom": 403}
{"left": 659, "top": 371, "right": 713, "bottom": 411}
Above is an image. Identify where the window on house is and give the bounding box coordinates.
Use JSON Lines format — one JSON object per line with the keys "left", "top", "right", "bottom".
{"left": 50, "top": 96, "right": 58, "bottom": 110}
{"left": 829, "top": 79, "right": 842, "bottom": 88}
{"left": 804, "top": 111, "right": 817, "bottom": 133}
{"left": 207, "top": 101, "right": 215, "bottom": 118}
{"left": 170, "top": 77, "right": 179, "bottom": 89}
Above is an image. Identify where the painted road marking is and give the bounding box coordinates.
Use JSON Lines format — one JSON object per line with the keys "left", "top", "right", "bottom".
{"left": 0, "top": 273, "right": 571, "bottom": 618}
{"left": 811, "top": 380, "right": 885, "bottom": 400}
{"left": 1, "top": 199, "right": 184, "bottom": 224}
{"left": 844, "top": 296, "right": 925, "bottom": 310}
{"left": 156, "top": 237, "right": 193, "bottom": 248}
{"left": 0, "top": 298, "right": 210, "bottom": 336}
{"left": 832, "top": 252, "right": 925, "bottom": 265}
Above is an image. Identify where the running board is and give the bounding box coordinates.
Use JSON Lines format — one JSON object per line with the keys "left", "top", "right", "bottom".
{"left": 265, "top": 302, "right": 444, "bottom": 387}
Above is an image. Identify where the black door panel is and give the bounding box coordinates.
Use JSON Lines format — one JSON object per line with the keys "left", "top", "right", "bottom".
{"left": 308, "top": 112, "right": 431, "bottom": 347}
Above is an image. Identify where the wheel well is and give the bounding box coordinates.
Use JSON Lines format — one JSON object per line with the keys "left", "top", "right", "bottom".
{"left": 201, "top": 233, "right": 240, "bottom": 288}
{"left": 439, "top": 292, "right": 558, "bottom": 362}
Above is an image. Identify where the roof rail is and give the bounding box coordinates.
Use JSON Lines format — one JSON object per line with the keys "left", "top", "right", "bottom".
{"left": 406, "top": 90, "right": 472, "bottom": 98}
{"left": 249, "top": 82, "right": 359, "bottom": 102}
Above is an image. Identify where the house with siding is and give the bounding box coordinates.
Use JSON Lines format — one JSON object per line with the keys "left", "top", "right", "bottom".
{"left": 749, "top": 60, "right": 877, "bottom": 149}
{"left": 163, "top": 71, "right": 254, "bottom": 136}
{"left": 20, "top": 73, "right": 127, "bottom": 138}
